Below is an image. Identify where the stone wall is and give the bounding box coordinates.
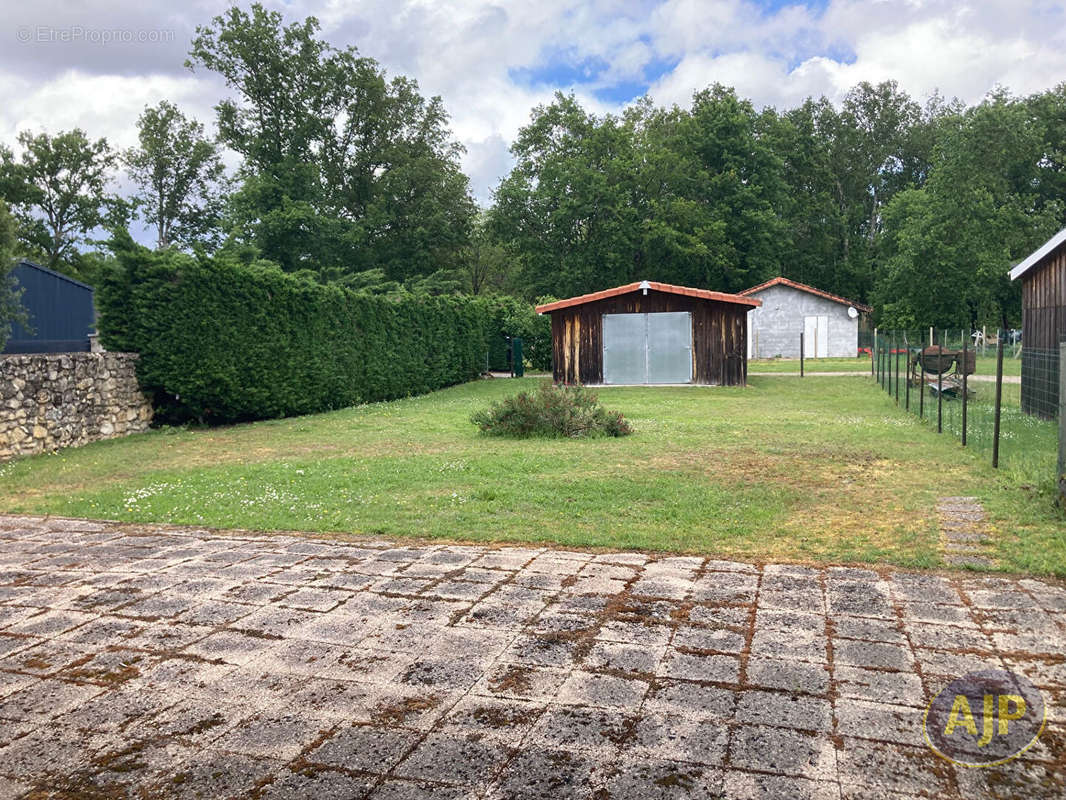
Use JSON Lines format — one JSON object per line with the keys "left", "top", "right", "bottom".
{"left": 0, "top": 352, "right": 153, "bottom": 460}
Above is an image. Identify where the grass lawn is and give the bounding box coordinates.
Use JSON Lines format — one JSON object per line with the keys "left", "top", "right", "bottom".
{"left": 749, "top": 354, "right": 1023, "bottom": 376}
{"left": 749, "top": 356, "right": 871, "bottom": 373}
{"left": 1, "top": 376, "right": 1062, "bottom": 574}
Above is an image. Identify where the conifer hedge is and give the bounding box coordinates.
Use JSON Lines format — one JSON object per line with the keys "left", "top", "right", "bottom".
{"left": 98, "top": 241, "right": 497, "bottom": 423}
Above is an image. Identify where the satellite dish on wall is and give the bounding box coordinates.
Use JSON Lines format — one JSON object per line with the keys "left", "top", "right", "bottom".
{"left": 847, "top": 306, "right": 859, "bottom": 319}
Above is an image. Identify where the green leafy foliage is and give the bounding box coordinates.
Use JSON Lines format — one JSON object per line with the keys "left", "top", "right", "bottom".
{"left": 97, "top": 234, "right": 495, "bottom": 424}
{"left": 875, "top": 89, "right": 1064, "bottom": 328}
{"left": 471, "top": 381, "right": 632, "bottom": 438}
{"left": 187, "top": 3, "right": 475, "bottom": 279}
{"left": 487, "top": 80, "right": 1066, "bottom": 329}
{"left": 479, "top": 294, "right": 552, "bottom": 372}
{"left": 0, "top": 129, "right": 121, "bottom": 277}
{"left": 0, "top": 199, "right": 28, "bottom": 351}
{"left": 124, "top": 101, "right": 227, "bottom": 250}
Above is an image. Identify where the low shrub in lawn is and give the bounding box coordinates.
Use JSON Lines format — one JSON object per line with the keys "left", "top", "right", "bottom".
{"left": 471, "top": 382, "right": 632, "bottom": 438}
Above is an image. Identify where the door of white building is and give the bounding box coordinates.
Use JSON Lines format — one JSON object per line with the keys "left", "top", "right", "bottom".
{"left": 803, "top": 315, "right": 828, "bottom": 358}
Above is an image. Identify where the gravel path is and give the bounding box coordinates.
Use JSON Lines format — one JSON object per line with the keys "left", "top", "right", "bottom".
{"left": 0, "top": 515, "right": 1062, "bottom": 799}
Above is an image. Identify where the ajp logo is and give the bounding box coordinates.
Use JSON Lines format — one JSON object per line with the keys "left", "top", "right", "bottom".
{"left": 924, "top": 670, "right": 1046, "bottom": 767}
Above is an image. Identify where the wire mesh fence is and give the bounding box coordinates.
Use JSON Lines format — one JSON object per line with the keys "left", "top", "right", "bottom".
{"left": 870, "top": 328, "right": 1060, "bottom": 488}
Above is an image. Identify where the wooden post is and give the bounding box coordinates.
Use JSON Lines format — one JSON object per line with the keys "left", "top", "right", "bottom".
{"left": 993, "top": 335, "right": 1004, "bottom": 468}
{"left": 872, "top": 327, "right": 877, "bottom": 377}
{"left": 982, "top": 325, "right": 987, "bottom": 357}
{"left": 800, "top": 332, "right": 804, "bottom": 377}
{"left": 937, "top": 329, "right": 944, "bottom": 434}
{"left": 961, "top": 335, "right": 968, "bottom": 446}
{"left": 1059, "top": 342, "right": 1065, "bottom": 504}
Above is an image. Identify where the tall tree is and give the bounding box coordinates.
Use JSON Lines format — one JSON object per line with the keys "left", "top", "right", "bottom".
{"left": 490, "top": 87, "right": 787, "bottom": 298}
{"left": 462, "top": 212, "right": 516, "bottom": 295}
{"left": 0, "top": 199, "right": 28, "bottom": 351}
{"left": 675, "top": 85, "right": 788, "bottom": 291}
{"left": 1027, "top": 82, "right": 1066, "bottom": 210}
{"left": 763, "top": 98, "right": 850, "bottom": 293}
{"left": 124, "top": 101, "right": 226, "bottom": 250}
{"left": 876, "top": 89, "right": 1062, "bottom": 328}
{"left": 187, "top": 3, "right": 474, "bottom": 278}
{"left": 491, "top": 93, "right": 641, "bottom": 298}
{"left": 3, "top": 129, "right": 118, "bottom": 273}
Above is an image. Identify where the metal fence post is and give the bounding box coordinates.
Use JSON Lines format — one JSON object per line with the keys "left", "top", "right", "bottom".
{"left": 888, "top": 334, "right": 893, "bottom": 400}
{"left": 887, "top": 335, "right": 892, "bottom": 397}
{"left": 937, "top": 329, "right": 944, "bottom": 434}
{"left": 887, "top": 338, "right": 892, "bottom": 395}
{"left": 961, "top": 334, "right": 968, "bottom": 446}
{"left": 891, "top": 336, "right": 896, "bottom": 396}
{"left": 993, "top": 334, "right": 1004, "bottom": 468}
{"left": 883, "top": 339, "right": 888, "bottom": 393}
{"left": 894, "top": 336, "right": 900, "bottom": 405}
{"left": 904, "top": 333, "right": 911, "bottom": 411}
{"left": 919, "top": 357, "right": 925, "bottom": 419}
{"left": 1058, "top": 342, "right": 1065, "bottom": 503}
{"left": 800, "top": 332, "right": 804, "bottom": 377}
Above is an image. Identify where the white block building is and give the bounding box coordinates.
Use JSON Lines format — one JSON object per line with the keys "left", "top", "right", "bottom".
{"left": 740, "top": 277, "right": 871, "bottom": 359}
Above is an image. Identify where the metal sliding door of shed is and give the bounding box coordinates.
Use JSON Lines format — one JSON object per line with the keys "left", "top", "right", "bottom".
{"left": 602, "top": 312, "right": 693, "bottom": 384}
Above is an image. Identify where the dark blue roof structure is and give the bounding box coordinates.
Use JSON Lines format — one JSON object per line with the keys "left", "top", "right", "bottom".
{"left": 2, "top": 260, "right": 96, "bottom": 354}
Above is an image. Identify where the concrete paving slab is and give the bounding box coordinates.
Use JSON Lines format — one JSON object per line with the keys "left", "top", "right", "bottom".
{"left": 0, "top": 514, "right": 1062, "bottom": 798}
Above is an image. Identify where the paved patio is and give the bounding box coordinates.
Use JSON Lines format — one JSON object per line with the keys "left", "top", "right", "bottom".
{"left": 0, "top": 515, "right": 1062, "bottom": 799}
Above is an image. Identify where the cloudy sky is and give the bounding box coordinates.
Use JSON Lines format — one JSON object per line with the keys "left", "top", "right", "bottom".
{"left": 4, "top": 0, "right": 1066, "bottom": 214}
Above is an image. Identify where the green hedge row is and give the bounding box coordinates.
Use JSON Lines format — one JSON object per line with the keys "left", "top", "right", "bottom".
{"left": 98, "top": 242, "right": 527, "bottom": 424}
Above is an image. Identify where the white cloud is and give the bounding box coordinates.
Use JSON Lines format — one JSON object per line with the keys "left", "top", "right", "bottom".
{"left": 2, "top": 0, "right": 1065, "bottom": 218}
{"left": 0, "top": 70, "right": 220, "bottom": 151}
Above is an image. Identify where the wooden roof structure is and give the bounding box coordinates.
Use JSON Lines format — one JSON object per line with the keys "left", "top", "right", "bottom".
{"left": 536, "top": 280, "right": 760, "bottom": 314}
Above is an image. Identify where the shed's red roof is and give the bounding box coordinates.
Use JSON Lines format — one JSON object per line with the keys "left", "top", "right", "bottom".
{"left": 739, "top": 276, "right": 872, "bottom": 313}
{"left": 535, "top": 281, "right": 761, "bottom": 314}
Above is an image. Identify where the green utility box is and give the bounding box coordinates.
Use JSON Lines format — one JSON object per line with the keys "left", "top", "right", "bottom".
{"left": 512, "top": 337, "right": 524, "bottom": 377}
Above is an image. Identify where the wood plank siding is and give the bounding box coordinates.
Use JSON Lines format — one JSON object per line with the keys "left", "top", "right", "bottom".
{"left": 1020, "top": 246, "right": 1066, "bottom": 417}
{"left": 548, "top": 289, "right": 750, "bottom": 386}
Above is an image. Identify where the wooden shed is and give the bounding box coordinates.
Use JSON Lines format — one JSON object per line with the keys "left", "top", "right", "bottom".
{"left": 1009, "top": 229, "right": 1066, "bottom": 417}
{"left": 535, "top": 281, "right": 760, "bottom": 386}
